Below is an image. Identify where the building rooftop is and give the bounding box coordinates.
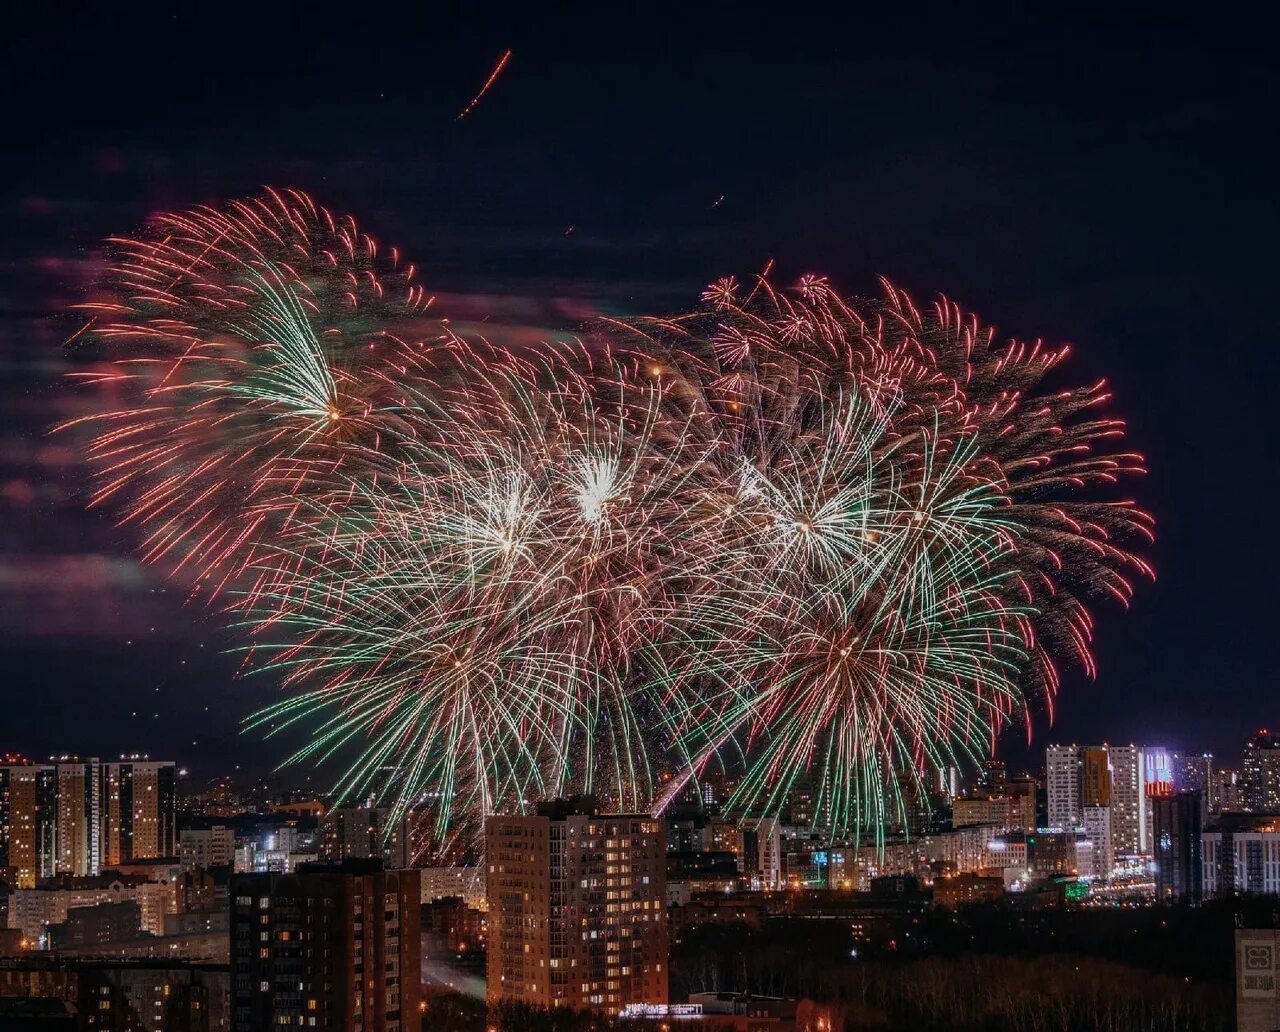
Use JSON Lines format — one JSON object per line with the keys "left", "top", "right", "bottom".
{"left": 291, "top": 858, "right": 387, "bottom": 875}
{"left": 26, "top": 873, "right": 156, "bottom": 892}
{"left": 534, "top": 795, "right": 602, "bottom": 819}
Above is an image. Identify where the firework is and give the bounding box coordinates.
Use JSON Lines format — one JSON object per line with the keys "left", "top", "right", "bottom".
{"left": 610, "top": 276, "right": 1152, "bottom": 834}
{"left": 71, "top": 193, "right": 1152, "bottom": 841}
{"left": 243, "top": 345, "right": 718, "bottom": 835}
{"left": 65, "top": 189, "right": 445, "bottom": 595}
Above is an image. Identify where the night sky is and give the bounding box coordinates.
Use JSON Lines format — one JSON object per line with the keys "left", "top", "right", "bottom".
{"left": 2, "top": 3, "right": 1275, "bottom": 784}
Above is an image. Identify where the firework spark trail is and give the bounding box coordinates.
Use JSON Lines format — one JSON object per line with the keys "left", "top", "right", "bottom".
{"left": 67, "top": 191, "right": 1153, "bottom": 841}
{"left": 609, "top": 276, "right": 1153, "bottom": 836}
{"left": 241, "top": 350, "right": 718, "bottom": 835}
{"left": 456, "top": 49, "right": 512, "bottom": 121}
{"left": 61, "top": 189, "right": 457, "bottom": 598}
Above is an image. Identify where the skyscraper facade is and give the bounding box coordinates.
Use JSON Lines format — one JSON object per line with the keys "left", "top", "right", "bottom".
{"left": 1108, "top": 745, "right": 1147, "bottom": 857}
{"left": 52, "top": 757, "right": 101, "bottom": 877}
{"left": 178, "top": 826, "right": 236, "bottom": 871}
{"left": 1045, "top": 745, "right": 1081, "bottom": 832}
{"left": 1204, "top": 818, "right": 1280, "bottom": 897}
{"left": 786, "top": 778, "right": 816, "bottom": 828}
{"left": 230, "top": 861, "right": 420, "bottom": 1032}
{"left": 1173, "top": 752, "right": 1215, "bottom": 817}
{"left": 1, "top": 757, "right": 176, "bottom": 886}
{"left": 102, "top": 759, "right": 178, "bottom": 865}
{"left": 1080, "top": 805, "right": 1113, "bottom": 879}
{"left": 1243, "top": 731, "right": 1280, "bottom": 813}
{"left": 1152, "top": 789, "right": 1203, "bottom": 902}
{"left": 1173, "top": 752, "right": 1214, "bottom": 795}
{"left": 1046, "top": 743, "right": 1170, "bottom": 866}
{"left": 742, "top": 816, "right": 782, "bottom": 890}
{"left": 321, "top": 805, "right": 407, "bottom": 868}
{"left": 1218, "top": 769, "right": 1247, "bottom": 813}
{"left": 1081, "top": 747, "right": 1112, "bottom": 807}
{"left": 486, "top": 799, "right": 667, "bottom": 1015}
{"left": 1005, "top": 777, "right": 1039, "bottom": 831}
{"left": 0, "top": 760, "right": 56, "bottom": 888}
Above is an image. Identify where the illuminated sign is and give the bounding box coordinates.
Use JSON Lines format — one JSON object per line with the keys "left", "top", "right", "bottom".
{"left": 619, "top": 1004, "right": 703, "bottom": 1020}
{"left": 1241, "top": 938, "right": 1278, "bottom": 999}
{"left": 1144, "top": 748, "right": 1173, "bottom": 796}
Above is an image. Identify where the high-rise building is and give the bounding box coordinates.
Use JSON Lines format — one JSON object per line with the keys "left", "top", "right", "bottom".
{"left": 1142, "top": 748, "right": 1175, "bottom": 853}
{"left": 708, "top": 818, "right": 743, "bottom": 865}
{"left": 1081, "top": 747, "right": 1112, "bottom": 807}
{"left": 400, "top": 803, "right": 442, "bottom": 868}
{"left": 486, "top": 798, "right": 667, "bottom": 1016}
{"left": 1218, "top": 769, "right": 1247, "bottom": 813}
{"left": 52, "top": 757, "right": 101, "bottom": 877}
{"left": 742, "top": 817, "right": 782, "bottom": 890}
{"left": 1173, "top": 752, "right": 1214, "bottom": 817}
{"left": 1108, "top": 745, "right": 1147, "bottom": 857}
{"left": 1045, "top": 745, "right": 1081, "bottom": 831}
{"left": 1204, "top": 817, "right": 1280, "bottom": 897}
{"left": 952, "top": 789, "right": 1034, "bottom": 833}
{"left": 1080, "top": 805, "right": 1113, "bottom": 879}
{"left": 786, "top": 778, "right": 816, "bottom": 828}
{"left": 419, "top": 865, "right": 487, "bottom": 910}
{"left": 1243, "top": 731, "right": 1280, "bottom": 813}
{"left": 937, "top": 765, "right": 960, "bottom": 802}
{"left": 1145, "top": 748, "right": 1174, "bottom": 792}
{"left": 179, "top": 826, "right": 236, "bottom": 871}
{"left": 1004, "top": 776, "right": 1039, "bottom": 831}
{"left": 1152, "top": 789, "right": 1203, "bottom": 903}
{"left": 978, "top": 759, "right": 1007, "bottom": 791}
{"left": 2, "top": 757, "right": 176, "bottom": 886}
{"left": 321, "top": 805, "right": 407, "bottom": 867}
{"left": 0, "top": 761, "right": 56, "bottom": 888}
{"left": 1046, "top": 744, "right": 1168, "bottom": 859}
{"left": 1173, "top": 752, "right": 1213, "bottom": 796}
{"left": 230, "top": 861, "right": 420, "bottom": 1032}
{"left": 892, "top": 770, "right": 933, "bottom": 836}
{"left": 102, "top": 759, "right": 178, "bottom": 865}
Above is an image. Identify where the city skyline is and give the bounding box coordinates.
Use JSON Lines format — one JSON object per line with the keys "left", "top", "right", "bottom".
{"left": 4, "top": 730, "right": 1280, "bottom": 1028}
